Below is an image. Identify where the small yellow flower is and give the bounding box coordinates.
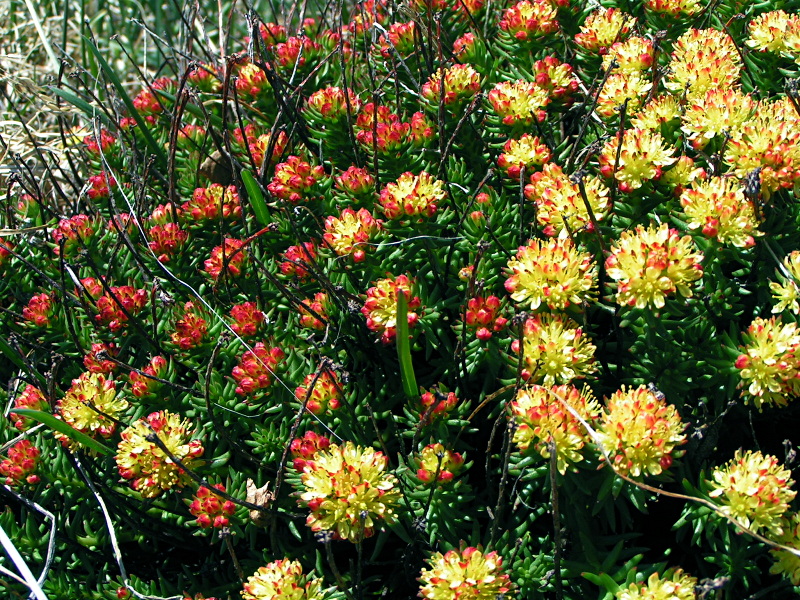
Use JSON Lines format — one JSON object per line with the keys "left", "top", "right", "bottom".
{"left": 419, "top": 546, "right": 514, "bottom": 600}
{"left": 666, "top": 28, "right": 742, "bottom": 100}
{"left": 379, "top": 172, "right": 446, "bottom": 220}
{"left": 709, "top": 449, "right": 796, "bottom": 537}
{"left": 505, "top": 237, "right": 597, "bottom": 310}
{"left": 323, "top": 208, "right": 381, "bottom": 262}
{"left": 487, "top": 80, "right": 550, "bottom": 127}
{"left": 681, "top": 88, "right": 756, "bottom": 150}
{"left": 510, "top": 384, "right": 600, "bottom": 474}
{"left": 746, "top": 11, "right": 799, "bottom": 53}
{"left": 630, "top": 94, "right": 682, "bottom": 131}
{"left": 497, "top": 134, "right": 551, "bottom": 179}
{"left": 616, "top": 569, "right": 698, "bottom": 600}
{"left": 770, "top": 251, "right": 800, "bottom": 315}
{"left": 605, "top": 223, "right": 704, "bottom": 309}
{"left": 242, "top": 559, "right": 324, "bottom": 600}
{"left": 598, "top": 128, "right": 676, "bottom": 192}
{"left": 770, "top": 512, "right": 800, "bottom": 585}
{"left": 735, "top": 316, "right": 800, "bottom": 409}
{"left": 116, "top": 411, "right": 204, "bottom": 498}
{"left": 525, "top": 162, "right": 609, "bottom": 238}
{"left": 512, "top": 314, "right": 597, "bottom": 386}
{"left": 595, "top": 72, "right": 653, "bottom": 120}
{"left": 297, "top": 442, "right": 401, "bottom": 542}
{"left": 597, "top": 385, "right": 687, "bottom": 478}
{"left": 679, "top": 176, "right": 761, "bottom": 248}
{"left": 601, "top": 36, "right": 655, "bottom": 74}
{"left": 575, "top": 8, "right": 636, "bottom": 54}
{"left": 56, "top": 372, "right": 129, "bottom": 449}
{"left": 421, "top": 64, "right": 481, "bottom": 107}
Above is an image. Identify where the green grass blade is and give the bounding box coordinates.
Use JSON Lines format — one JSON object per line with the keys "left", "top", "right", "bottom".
{"left": 83, "top": 37, "right": 167, "bottom": 167}
{"left": 240, "top": 169, "right": 272, "bottom": 226}
{"left": 50, "top": 87, "right": 112, "bottom": 126}
{"left": 396, "top": 291, "right": 418, "bottom": 398}
{"left": 10, "top": 409, "right": 114, "bottom": 456}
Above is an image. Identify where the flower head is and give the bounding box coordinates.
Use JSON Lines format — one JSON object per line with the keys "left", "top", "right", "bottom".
{"left": 299, "top": 293, "right": 330, "bottom": 330}
{"left": 605, "top": 223, "right": 704, "bottom": 309}
{"left": 709, "top": 450, "right": 796, "bottom": 536}
{"left": 679, "top": 176, "right": 761, "bottom": 247}
{"left": 681, "top": 88, "right": 755, "bottom": 150}
{"left": 295, "top": 370, "right": 343, "bottom": 415}
{"left": 205, "top": 239, "right": 248, "bottom": 281}
{"left": 235, "top": 61, "right": 270, "bottom": 98}
{"left": 335, "top": 166, "right": 375, "bottom": 200}
{"left": 148, "top": 223, "right": 189, "bottom": 263}
{"left": 770, "top": 251, "right": 800, "bottom": 315}
{"left": 499, "top": 0, "right": 559, "bottom": 42}
{"left": 95, "top": 286, "right": 148, "bottom": 331}
{"left": 419, "top": 390, "right": 458, "bottom": 423}
{"left": 666, "top": 28, "right": 742, "bottom": 100}
{"left": 505, "top": 237, "right": 597, "bottom": 310}
{"left": 616, "top": 569, "right": 698, "bottom": 600}
{"left": 362, "top": 275, "right": 421, "bottom": 343}
{"left": 419, "top": 546, "right": 513, "bottom": 600}
{"left": 379, "top": 172, "right": 446, "bottom": 220}
{"left": 116, "top": 410, "right": 203, "bottom": 498}
{"left": 526, "top": 163, "right": 609, "bottom": 237}
{"left": 297, "top": 441, "right": 401, "bottom": 542}
{"left": 602, "top": 36, "right": 655, "bottom": 74}
{"left": 23, "top": 292, "right": 57, "bottom": 327}
{"left": 746, "top": 11, "right": 799, "bottom": 53}
{"left": 575, "top": 8, "right": 636, "bottom": 54}
{"left": 465, "top": 296, "right": 507, "bottom": 341}
{"left": 511, "top": 384, "right": 600, "bottom": 474}
{"left": 735, "top": 316, "right": 800, "bottom": 409}
{"left": 182, "top": 184, "right": 242, "bottom": 223}
{"left": 52, "top": 214, "right": 98, "bottom": 257}
{"left": 598, "top": 128, "right": 676, "bottom": 192}
{"left": 129, "top": 356, "right": 168, "bottom": 398}
{"left": 170, "top": 302, "right": 208, "bottom": 350}
{"left": 189, "top": 484, "right": 236, "bottom": 529}
{"left": 532, "top": 55, "right": 579, "bottom": 103}
{"left": 305, "top": 86, "right": 361, "bottom": 121}
{"left": 10, "top": 385, "right": 48, "bottom": 430}
{"left": 597, "top": 385, "right": 687, "bottom": 478}
{"left": 280, "top": 241, "right": 318, "bottom": 278}
{"left": 84, "top": 342, "right": 119, "bottom": 374}
{"left": 595, "top": 72, "right": 653, "bottom": 120}
{"left": 0, "top": 440, "right": 41, "bottom": 486}
{"left": 230, "top": 302, "right": 267, "bottom": 337}
{"left": 421, "top": 64, "right": 481, "bottom": 108}
{"left": 416, "top": 443, "right": 465, "bottom": 484}
{"left": 290, "top": 431, "right": 331, "bottom": 471}
{"left": 497, "top": 135, "right": 551, "bottom": 179}
{"left": 267, "top": 156, "right": 326, "bottom": 203}
{"left": 512, "top": 314, "right": 597, "bottom": 385}
{"left": 487, "top": 80, "right": 549, "bottom": 127}
{"left": 232, "top": 343, "right": 286, "bottom": 396}
{"left": 57, "top": 372, "right": 129, "bottom": 447}
{"left": 323, "top": 208, "right": 381, "bottom": 262}
{"left": 242, "top": 560, "right": 323, "bottom": 600}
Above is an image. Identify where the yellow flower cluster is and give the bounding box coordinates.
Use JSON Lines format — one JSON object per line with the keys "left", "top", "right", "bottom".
{"left": 56, "top": 372, "right": 129, "bottom": 450}
{"left": 598, "top": 128, "right": 676, "bottom": 192}
{"left": 616, "top": 569, "right": 698, "bottom": 600}
{"left": 418, "top": 546, "right": 513, "bottom": 600}
{"left": 605, "top": 223, "right": 703, "bottom": 309}
{"left": 666, "top": 28, "right": 742, "bottom": 100}
{"left": 510, "top": 384, "right": 600, "bottom": 474}
{"left": 709, "top": 449, "right": 796, "bottom": 537}
{"left": 770, "top": 251, "right": 800, "bottom": 315}
{"left": 242, "top": 560, "right": 323, "bottom": 600}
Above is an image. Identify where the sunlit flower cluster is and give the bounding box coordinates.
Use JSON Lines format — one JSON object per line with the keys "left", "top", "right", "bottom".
{"left": 512, "top": 314, "right": 597, "bottom": 385}
{"left": 597, "top": 385, "right": 687, "bottom": 478}
{"left": 129, "top": 356, "right": 168, "bottom": 398}
{"left": 419, "top": 389, "right": 458, "bottom": 423}
{"left": 296, "top": 441, "right": 400, "bottom": 542}
{"left": 298, "top": 292, "right": 330, "bottom": 330}
{"left": 294, "top": 370, "right": 343, "bottom": 414}
{"left": 0, "top": 440, "right": 41, "bottom": 486}
{"left": 510, "top": 384, "right": 600, "bottom": 474}
{"left": 148, "top": 223, "right": 189, "bottom": 263}
{"left": 616, "top": 569, "right": 698, "bottom": 600}
{"left": 242, "top": 560, "right": 323, "bottom": 600}
{"left": 532, "top": 55, "right": 579, "bottom": 103}
{"left": 605, "top": 223, "right": 704, "bottom": 309}
{"left": 770, "top": 251, "right": 800, "bottom": 315}
{"left": 487, "top": 80, "right": 549, "bottom": 127}
{"left": 305, "top": 86, "right": 361, "bottom": 121}
{"left": 83, "top": 342, "right": 119, "bottom": 374}
{"left": 499, "top": 0, "right": 559, "bottom": 41}
{"left": 290, "top": 431, "right": 331, "bottom": 471}
{"left": 52, "top": 214, "right": 98, "bottom": 257}
{"left": 204, "top": 238, "right": 248, "bottom": 281}
{"left": 181, "top": 184, "right": 242, "bottom": 223}
{"left": 666, "top": 28, "right": 742, "bottom": 100}
{"left": 497, "top": 134, "right": 551, "bottom": 179}
{"left": 525, "top": 163, "right": 609, "bottom": 237}
{"left": 57, "top": 372, "right": 129, "bottom": 448}
{"left": 280, "top": 242, "right": 317, "bottom": 279}
{"left": 170, "top": 302, "right": 208, "bottom": 350}
{"left": 231, "top": 342, "right": 286, "bottom": 396}
{"left": 505, "top": 237, "right": 597, "bottom": 310}
{"left": 419, "top": 546, "right": 513, "bottom": 600}
{"left": 189, "top": 484, "right": 236, "bottom": 529}
{"left": 416, "top": 443, "right": 465, "bottom": 484}
{"left": 679, "top": 176, "right": 761, "bottom": 247}
{"left": 598, "top": 128, "right": 676, "bottom": 192}
{"left": 116, "top": 410, "right": 204, "bottom": 498}
{"left": 421, "top": 64, "right": 481, "bottom": 107}
{"left": 465, "top": 296, "right": 507, "bottom": 341}
{"left": 575, "top": 8, "right": 635, "bottom": 54}
{"left": 362, "top": 274, "right": 421, "bottom": 343}
{"left": 23, "top": 292, "right": 56, "bottom": 327}
{"left": 681, "top": 88, "right": 755, "bottom": 151}
{"left": 230, "top": 302, "right": 266, "bottom": 337}
{"left": 709, "top": 449, "right": 796, "bottom": 536}
{"left": 323, "top": 208, "right": 381, "bottom": 262}
{"left": 10, "top": 384, "right": 48, "bottom": 430}
{"left": 735, "top": 316, "right": 800, "bottom": 409}
{"left": 746, "top": 11, "right": 800, "bottom": 54}
{"left": 379, "top": 171, "right": 445, "bottom": 220}
{"left": 595, "top": 72, "right": 652, "bottom": 120}
{"left": 267, "top": 156, "right": 326, "bottom": 203}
